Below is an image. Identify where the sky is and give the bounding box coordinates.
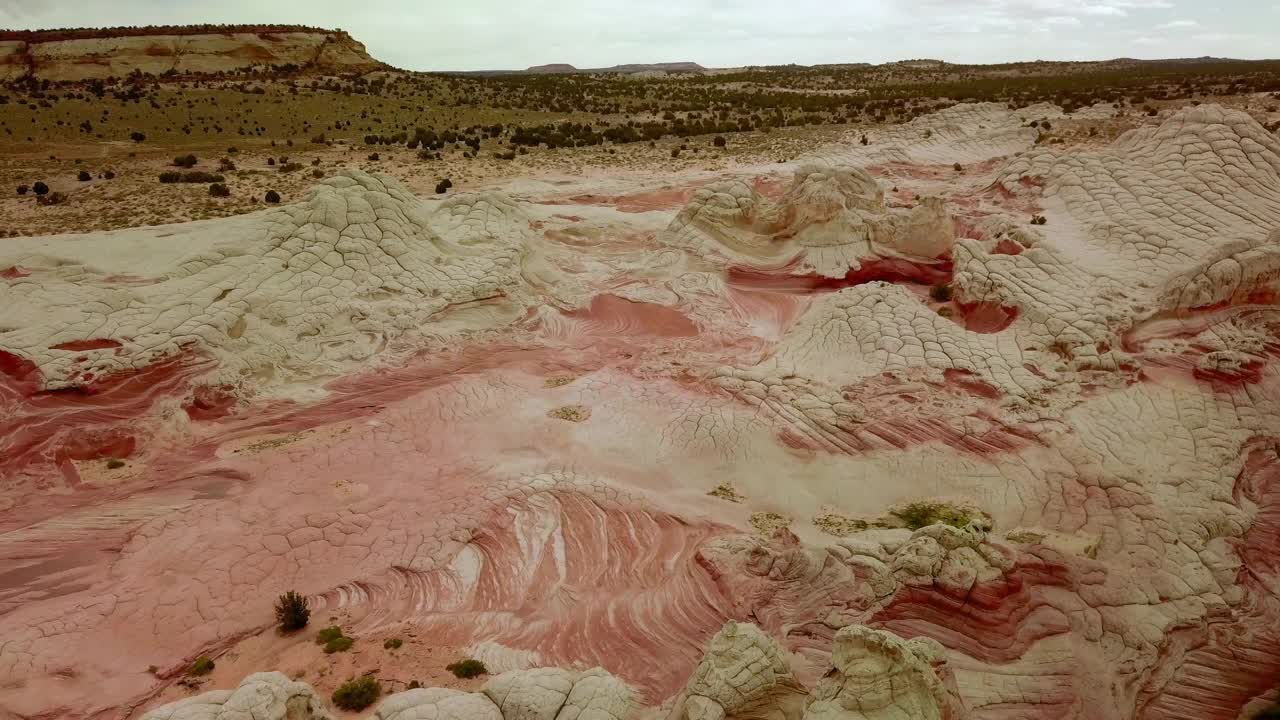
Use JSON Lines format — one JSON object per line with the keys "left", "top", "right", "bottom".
{"left": 1, "top": 0, "right": 1277, "bottom": 71}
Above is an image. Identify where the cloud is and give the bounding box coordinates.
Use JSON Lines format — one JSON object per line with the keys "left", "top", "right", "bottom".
{"left": 0, "top": 0, "right": 1270, "bottom": 70}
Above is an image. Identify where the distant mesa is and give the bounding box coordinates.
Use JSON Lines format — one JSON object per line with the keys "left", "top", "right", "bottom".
{"left": 524, "top": 61, "right": 706, "bottom": 75}
{"left": 0, "top": 24, "right": 385, "bottom": 82}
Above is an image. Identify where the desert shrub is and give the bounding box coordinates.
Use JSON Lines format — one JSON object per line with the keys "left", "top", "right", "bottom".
{"left": 278, "top": 162, "right": 303, "bottom": 173}
{"left": 312, "top": 168, "right": 324, "bottom": 178}
{"left": 274, "top": 591, "right": 309, "bottom": 632}
{"left": 671, "top": 148, "right": 680, "bottom": 158}
{"left": 315, "top": 626, "right": 344, "bottom": 644}
{"left": 173, "top": 154, "right": 197, "bottom": 168}
{"left": 929, "top": 284, "right": 953, "bottom": 302}
{"left": 324, "top": 636, "right": 354, "bottom": 653}
{"left": 265, "top": 190, "right": 281, "bottom": 204}
{"left": 435, "top": 178, "right": 452, "bottom": 194}
{"left": 384, "top": 638, "right": 403, "bottom": 650}
{"left": 77, "top": 170, "right": 91, "bottom": 182}
{"left": 209, "top": 183, "right": 230, "bottom": 197}
{"left": 160, "top": 171, "right": 224, "bottom": 184}
{"left": 1031, "top": 214, "right": 1047, "bottom": 226}
{"left": 446, "top": 659, "right": 488, "bottom": 679}
{"left": 367, "top": 152, "right": 380, "bottom": 161}
{"left": 106, "top": 458, "right": 125, "bottom": 469}
{"left": 218, "top": 158, "right": 236, "bottom": 172}
{"left": 226, "top": 146, "right": 240, "bottom": 154}
{"left": 407, "top": 680, "right": 422, "bottom": 689}
{"left": 332, "top": 676, "right": 380, "bottom": 711}
{"left": 953, "top": 162, "right": 963, "bottom": 172}
{"left": 891, "top": 501, "right": 977, "bottom": 530}
{"left": 129, "top": 130, "right": 145, "bottom": 142}
{"left": 311, "top": 158, "right": 321, "bottom": 166}
{"left": 189, "top": 656, "right": 215, "bottom": 676}
{"left": 36, "top": 191, "right": 67, "bottom": 205}
{"left": 713, "top": 135, "right": 726, "bottom": 147}
{"left": 16, "top": 185, "right": 27, "bottom": 195}
{"left": 104, "top": 170, "right": 115, "bottom": 179}
{"left": 34, "top": 180, "right": 50, "bottom": 195}
{"left": 267, "top": 158, "right": 275, "bottom": 166}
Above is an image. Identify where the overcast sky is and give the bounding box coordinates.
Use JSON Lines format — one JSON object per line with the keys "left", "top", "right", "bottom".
{"left": 1, "top": 1, "right": 1277, "bottom": 71}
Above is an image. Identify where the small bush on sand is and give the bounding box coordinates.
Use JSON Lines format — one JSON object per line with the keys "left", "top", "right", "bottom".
{"left": 129, "top": 131, "right": 146, "bottom": 142}
{"left": 929, "top": 284, "right": 953, "bottom": 302}
{"left": 274, "top": 591, "right": 309, "bottom": 632}
{"left": 104, "top": 170, "right": 115, "bottom": 180}
{"left": 209, "top": 183, "right": 230, "bottom": 197}
{"left": 189, "top": 656, "right": 215, "bottom": 676}
{"left": 713, "top": 135, "right": 726, "bottom": 147}
{"left": 1031, "top": 215, "right": 1047, "bottom": 226}
{"left": 218, "top": 158, "right": 236, "bottom": 172}
{"left": 332, "top": 676, "right": 380, "bottom": 711}
{"left": 315, "top": 626, "right": 344, "bottom": 645}
{"left": 384, "top": 638, "right": 403, "bottom": 650}
{"left": 278, "top": 162, "right": 303, "bottom": 173}
{"left": 324, "top": 636, "right": 353, "bottom": 653}
{"left": 33, "top": 181, "right": 48, "bottom": 196}
{"left": 890, "top": 501, "right": 981, "bottom": 530}
{"left": 267, "top": 158, "right": 276, "bottom": 166}
{"left": 160, "top": 171, "right": 224, "bottom": 184}
{"left": 173, "top": 154, "right": 197, "bottom": 169}
{"left": 312, "top": 168, "right": 324, "bottom": 178}
{"left": 107, "top": 458, "right": 125, "bottom": 469}
{"left": 446, "top": 658, "right": 488, "bottom": 679}
{"left": 367, "top": 152, "right": 380, "bottom": 161}
{"left": 36, "top": 191, "right": 67, "bottom": 206}
{"left": 16, "top": 185, "right": 28, "bottom": 195}
{"left": 265, "top": 190, "right": 281, "bottom": 204}
{"left": 77, "top": 170, "right": 91, "bottom": 182}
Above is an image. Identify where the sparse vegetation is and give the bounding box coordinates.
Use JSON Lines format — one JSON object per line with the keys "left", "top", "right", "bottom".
{"left": 278, "top": 162, "right": 303, "bottom": 173}
{"left": 316, "top": 625, "right": 353, "bottom": 653}
{"left": 265, "top": 189, "right": 281, "bottom": 204}
{"left": 159, "top": 171, "right": 224, "bottom": 184}
{"left": 383, "top": 637, "right": 403, "bottom": 650}
{"left": 77, "top": 170, "right": 91, "bottom": 182}
{"left": 331, "top": 676, "right": 380, "bottom": 711}
{"left": 188, "top": 656, "right": 215, "bottom": 676}
{"left": 172, "top": 154, "right": 197, "bottom": 169}
{"left": 208, "top": 183, "right": 230, "bottom": 197}
{"left": 435, "top": 178, "right": 452, "bottom": 194}
{"left": 1031, "top": 214, "right": 1048, "bottom": 225}
{"left": 929, "top": 284, "right": 954, "bottom": 302}
{"left": 106, "top": 458, "right": 125, "bottom": 469}
{"left": 36, "top": 191, "right": 67, "bottom": 205}
{"left": 890, "top": 501, "right": 985, "bottom": 530}
{"left": 273, "top": 590, "right": 309, "bottom": 632}
{"left": 32, "top": 181, "right": 48, "bottom": 196}
{"left": 446, "top": 658, "right": 488, "bottom": 679}
{"left": 16, "top": 184, "right": 27, "bottom": 195}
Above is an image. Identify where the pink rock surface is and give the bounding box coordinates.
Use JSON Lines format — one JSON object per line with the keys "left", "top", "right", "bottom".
{"left": 2, "top": 103, "right": 1280, "bottom": 720}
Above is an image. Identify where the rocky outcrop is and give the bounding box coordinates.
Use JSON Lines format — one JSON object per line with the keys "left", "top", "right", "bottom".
{"left": 140, "top": 672, "right": 332, "bottom": 720}
{"left": 0, "top": 27, "right": 381, "bottom": 81}
{"left": 138, "top": 626, "right": 945, "bottom": 720}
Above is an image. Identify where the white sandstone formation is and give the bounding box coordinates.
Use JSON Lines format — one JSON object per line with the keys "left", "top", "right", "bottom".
{"left": 140, "top": 672, "right": 333, "bottom": 720}
{"left": 663, "top": 165, "right": 954, "bottom": 278}
{"left": 803, "top": 627, "right": 948, "bottom": 720}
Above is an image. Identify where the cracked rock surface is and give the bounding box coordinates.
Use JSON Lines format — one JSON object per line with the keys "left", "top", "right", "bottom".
{"left": 1, "top": 102, "right": 1279, "bottom": 720}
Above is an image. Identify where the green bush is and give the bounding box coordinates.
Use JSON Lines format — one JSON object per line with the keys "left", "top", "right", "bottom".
{"left": 891, "top": 501, "right": 977, "bottom": 530}
{"left": 446, "top": 658, "right": 488, "bottom": 679}
{"left": 315, "top": 626, "right": 344, "bottom": 645}
{"left": 189, "top": 656, "right": 215, "bottom": 676}
{"left": 384, "top": 638, "right": 403, "bottom": 650}
{"left": 274, "top": 591, "right": 309, "bottom": 632}
{"left": 324, "top": 636, "right": 354, "bottom": 653}
{"left": 332, "top": 676, "right": 380, "bottom": 711}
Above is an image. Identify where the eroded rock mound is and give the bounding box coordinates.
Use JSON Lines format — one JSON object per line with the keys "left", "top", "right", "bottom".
{"left": 662, "top": 165, "right": 953, "bottom": 278}
{"left": 140, "top": 672, "right": 333, "bottom": 720}
{"left": 0, "top": 170, "right": 531, "bottom": 393}
{"left": 675, "top": 621, "right": 805, "bottom": 720}
{"left": 803, "top": 626, "right": 948, "bottom": 720}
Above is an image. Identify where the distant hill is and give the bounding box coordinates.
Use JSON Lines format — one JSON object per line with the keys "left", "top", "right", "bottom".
{"left": 0, "top": 24, "right": 385, "bottom": 82}
{"left": 520, "top": 61, "right": 706, "bottom": 75}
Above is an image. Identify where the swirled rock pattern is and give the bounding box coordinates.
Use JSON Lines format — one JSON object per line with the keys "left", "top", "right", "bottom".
{"left": 2, "top": 102, "right": 1279, "bottom": 720}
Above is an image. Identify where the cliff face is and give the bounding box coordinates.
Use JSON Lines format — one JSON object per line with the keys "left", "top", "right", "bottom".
{"left": 0, "top": 29, "right": 382, "bottom": 81}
